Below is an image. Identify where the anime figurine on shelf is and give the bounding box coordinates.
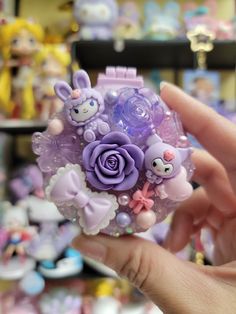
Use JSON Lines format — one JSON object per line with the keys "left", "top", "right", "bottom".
{"left": 114, "top": 1, "right": 142, "bottom": 40}
{"left": 183, "top": 0, "right": 234, "bottom": 40}
{"left": 0, "top": 18, "right": 44, "bottom": 119}
{"left": 35, "top": 44, "right": 71, "bottom": 121}
{"left": 33, "top": 67, "right": 194, "bottom": 237}
{"left": 0, "top": 204, "right": 36, "bottom": 280}
{"left": 143, "top": 0, "right": 181, "bottom": 40}
{"left": 21, "top": 194, "right": 82, "bottom": 278}
{"left": 74, "top": 0, "right": 118, "bottom": 40}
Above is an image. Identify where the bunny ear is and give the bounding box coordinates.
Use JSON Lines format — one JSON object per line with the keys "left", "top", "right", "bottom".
{"left": 146, "top": 134, "right": 163, "bottom": 147}
{"left": 144, "top": 0, "right": 160, "bottom": 17}
{"left": 164, "top": 1, "right": 180, "bottom": 17}
{"left": 73, "top": 70, "right": 91, "bottom": 89}
{"left": 54, "top": 81, "right": 72, "bottom": 102}
{"left": 178, "top": 148, "right": 192, "bottom": 162}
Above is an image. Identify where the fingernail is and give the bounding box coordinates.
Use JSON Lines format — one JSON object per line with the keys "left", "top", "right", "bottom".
{"left": 160, "top": 81, "right": 168, "bottom": 91}
{"left": 163, "top": 230, "right": 173, "bottom": 251}
{"left": 72, "top": 236, "right": 107, "bottom": 263}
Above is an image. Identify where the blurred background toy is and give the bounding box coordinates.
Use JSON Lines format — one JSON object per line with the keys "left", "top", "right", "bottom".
{"left": 35, "top": 44, "right": 71, "bottom": 121}
{"left": 39, "top": 289, "right": 82, "bottom": 314}
{"left": 114, "top": 1, "right": 142, "bottom": 40}
{"left": 20, "top": 194, "right": 82, "bottom": 278}
{"left": 0, "top": 203, "right": 36, "bottom": 280}
{"left": 9, "top": 164, "right": 43, "bottom": 203}
{"left": 91, "top": 279, "right": 121, "bottom": 314}
{"left": 183, "top": 0, "right": 234, "bottom": 39}
{"left": 143, "top": 0, "right": 181, "bottom": 40}
{"left": 0, "top": 18, "right": 44, "bottom": 119}
{"left": 73, "top": 0, "right": 118, "bottom": 40}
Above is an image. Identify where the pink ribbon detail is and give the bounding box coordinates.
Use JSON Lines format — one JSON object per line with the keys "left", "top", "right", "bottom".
{"left": 129, "top": 182, "right": 155, "bottom": 214}
{"left": 50, "top": 169, "right": 112, "bottom": 231}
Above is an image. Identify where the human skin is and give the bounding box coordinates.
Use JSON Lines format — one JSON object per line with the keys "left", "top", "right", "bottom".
{"left": 73, "top": 82, "right": 236, "bottom": 314}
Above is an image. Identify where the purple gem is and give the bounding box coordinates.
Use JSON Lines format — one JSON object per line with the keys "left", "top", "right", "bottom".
{"left": 116, "top": 212, "right": 131, "bottom": 228}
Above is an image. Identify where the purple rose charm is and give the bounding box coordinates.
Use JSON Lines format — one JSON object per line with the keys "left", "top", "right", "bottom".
{"left": 83, "top": 131, "right": 144, "bottom": 191}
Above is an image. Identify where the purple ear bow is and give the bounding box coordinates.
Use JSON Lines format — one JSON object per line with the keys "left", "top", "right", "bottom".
{"left": 46, "top": 165, "right": 118, "bottom": 235}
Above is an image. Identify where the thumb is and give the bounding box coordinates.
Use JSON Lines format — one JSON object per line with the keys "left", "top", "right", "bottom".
{"left": 72, "top": 234, "right": 219, "bottom": 313}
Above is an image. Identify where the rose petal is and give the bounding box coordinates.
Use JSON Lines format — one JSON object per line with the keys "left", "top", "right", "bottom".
{"left": 90, "top": 144, "right": 118, "bottom": 167}
{"left": 116, "top": 147, "right": 135, "bottom": 175}
{"left": 97, "top": 156, "right": 119, "bottom": 176}
{"left": 105, "top": 155, "right": 118, "bottom": 171}
{"left": 82, "top": 141, "right": 100, "bottom": 171}
{"left": 86, "top": 171, "right": 113, "bottom": 190}
{"left": 116, "top": 154, "right": 126, "bottom": 175}
{"left": 101, "top": 131, "right": 131, "bottom": 146}
{"left": 94, "top": 165, "right": 125, "bottom": 185}
{"left": 121, "top": 144, "right": 144, "bottom": 170}
{"left": 113, "top": 168, "right": 139, "bottom": 191}
{"left": 100, "top": 150, "right": 120, "bottom": 166}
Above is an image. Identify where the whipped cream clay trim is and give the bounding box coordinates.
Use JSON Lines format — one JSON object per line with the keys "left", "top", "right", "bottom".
{"left": 46, "top": 164, "right": 118, "bottom": 235}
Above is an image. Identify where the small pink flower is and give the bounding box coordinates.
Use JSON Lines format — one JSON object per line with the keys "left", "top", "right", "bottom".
{"left": 71, "top": 89, "right": 81, "bottom": 99}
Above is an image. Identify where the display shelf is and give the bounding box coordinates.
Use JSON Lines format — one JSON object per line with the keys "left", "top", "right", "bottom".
{"left": 73, "top": 39, "right": 236, "bottom": 70}
{"left": 0, "top": 120, "right": 47, "bottom": 135}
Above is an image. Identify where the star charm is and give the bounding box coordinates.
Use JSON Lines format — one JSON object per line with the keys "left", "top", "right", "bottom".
{"left": 187, "top": 25, "right": 215, "bottom": 52}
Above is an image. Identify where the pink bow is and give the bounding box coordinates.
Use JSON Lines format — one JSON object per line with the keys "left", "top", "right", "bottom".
{"left": 129, "top": 182, "right": 155, "bottom": 214}
{"left": 50, "top": 169, "right": 113, "bottom": 232}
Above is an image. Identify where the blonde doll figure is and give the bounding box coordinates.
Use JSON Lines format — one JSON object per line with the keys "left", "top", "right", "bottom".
{"left": 0, "top": 18, "right": 44, "bottom": 119}
{"left": 35, "top": 44, "right": 71, "bottom": 121}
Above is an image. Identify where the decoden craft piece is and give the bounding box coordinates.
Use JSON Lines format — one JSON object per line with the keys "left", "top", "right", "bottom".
{"left": 33, "top": 67, "right": 194, "bottom": 236}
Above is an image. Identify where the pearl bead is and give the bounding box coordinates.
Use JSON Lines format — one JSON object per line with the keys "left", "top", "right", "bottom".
{"left": 165, "top": 111, "right": 172, "bottom": 119}
{"left": 105, "top": 90, "right": 118, "bottom": 104}
{"left": 136, "top": 211, "right": 156, "bottom": 230}
{"left": 48, "top": 119, "right": 64, "bottom": 135}
{"left": 118, "top": 194, "right": 130, "bottom": 206}
{"left": 179, "top": 135, "right": 187, "bottom": 143}
{"left": 116, "top": 212, "right": 131, "bottom": 228}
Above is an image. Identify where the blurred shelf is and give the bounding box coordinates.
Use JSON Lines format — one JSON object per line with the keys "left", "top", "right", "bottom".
{"left": 0, "top": 120, "right": 47, "bottom": 135}
{"left": 73, "top": 39, "right": 236, "bottom": 70}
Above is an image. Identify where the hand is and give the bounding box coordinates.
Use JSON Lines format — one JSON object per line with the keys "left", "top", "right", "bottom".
{"left": 73, "top": 83, "right": 236, "bottom": 314}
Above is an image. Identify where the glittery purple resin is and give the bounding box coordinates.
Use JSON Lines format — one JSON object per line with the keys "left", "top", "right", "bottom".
{"left": 82, "top": 131, "right": 144, "bottom": 191}
{"left": 112, "top": 88, "right": 164, "bottom": 142}
{"left": 32, "top": 67, "right": 194, "bottom": 237}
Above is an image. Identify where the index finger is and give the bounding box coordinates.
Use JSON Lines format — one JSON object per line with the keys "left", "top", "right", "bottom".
{"left": 160, "top": 82, "right": 236, "bottom": 190}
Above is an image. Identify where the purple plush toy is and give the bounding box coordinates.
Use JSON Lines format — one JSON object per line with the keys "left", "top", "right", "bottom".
{"left": 9, "top": 165, "right": 43, "bottom": 202}
{"left": 32, "top": 67, "right": 194, "bottom": 236}
{"left": 74, "top": 0, "right": 118, "bottom": 40}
